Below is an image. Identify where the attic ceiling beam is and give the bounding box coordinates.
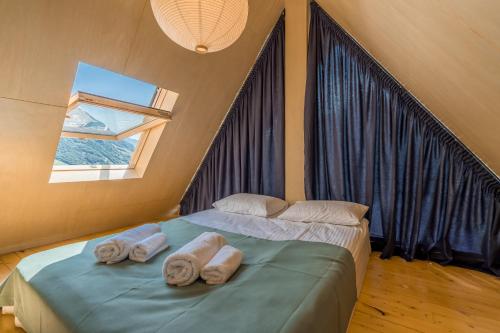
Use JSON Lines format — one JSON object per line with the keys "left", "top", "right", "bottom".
{"left": 284, "top": 0, "right": 308, "bottom": 202}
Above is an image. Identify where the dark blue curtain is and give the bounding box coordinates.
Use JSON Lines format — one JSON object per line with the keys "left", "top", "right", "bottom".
{"left": 304, "top": 3, "right": 500, "bottom": 275}
{"left": 180, "top": 16, "right": 285, "bottom": 215}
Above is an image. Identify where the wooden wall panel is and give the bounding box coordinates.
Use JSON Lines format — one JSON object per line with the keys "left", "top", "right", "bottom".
{"left": 0, "top": 0, "right": 284, "bottom": 253}
{"left": 317, "top": 0, "right": 500, "bottom": 174}
{"left": 284, "top": 0, "right": 308, "bottom": 202}
{"left": 0, "top": 0, "right": 146, "bottom": 106}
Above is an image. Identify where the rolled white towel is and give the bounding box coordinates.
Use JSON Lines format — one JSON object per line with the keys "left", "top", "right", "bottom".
{"left": 163, "top": 232, "right": 226, "bottom": 286}
{"left": 129, "top": 233, "right": 169, "bottom": 262}
{"left": 94, "top": 223, "right": 161, "bottom": 264}
{"left": 200, "top": 245, "right": 243, "bottom": 285}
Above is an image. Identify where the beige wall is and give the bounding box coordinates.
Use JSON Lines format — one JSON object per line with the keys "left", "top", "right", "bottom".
{"left": 0, "top": 0, "right": 284, "bottom": 253}
{"left": 317, "top": 0, "right": 500, "bottom": 174}
{"left": 284, "top": 0, "right": 308, "bottom": 202}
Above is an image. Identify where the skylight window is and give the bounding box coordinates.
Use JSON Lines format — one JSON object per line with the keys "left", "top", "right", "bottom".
{"left": 51, "top": 62, "right": 178, "bottom": 182}
{"left": 63, "top": 103, "right": 157, "bottom": 138}
{"left": 71, "top": 62, "right": 157, "bottom": 106}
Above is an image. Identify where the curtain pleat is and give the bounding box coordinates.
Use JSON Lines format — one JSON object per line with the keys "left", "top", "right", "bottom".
{"left": 304, "top": 3, "right": 500, "bottom": 275}
{"left": 180, "top": 16, "right": 285, "bottom": 215}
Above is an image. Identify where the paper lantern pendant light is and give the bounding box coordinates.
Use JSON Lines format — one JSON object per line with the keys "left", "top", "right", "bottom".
{"left": 150, "top": 0, "right": 249, "bottom": 54}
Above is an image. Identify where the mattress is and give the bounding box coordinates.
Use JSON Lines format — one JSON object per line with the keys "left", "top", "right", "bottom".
{"left": 0, "top": 210, "right": 370, "bottom": 332}
{"left": 184, "top": 209, "right": 371, "bottom": 294}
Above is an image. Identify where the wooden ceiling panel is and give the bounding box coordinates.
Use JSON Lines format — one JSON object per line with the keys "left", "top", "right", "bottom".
{"left": 0, "top": 0, "right": 147, "bottom": 106}
{"left": 317, "top": 0, "right": 500, "bottom": 174}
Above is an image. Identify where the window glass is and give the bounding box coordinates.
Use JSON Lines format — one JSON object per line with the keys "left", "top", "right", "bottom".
{"left": 63, "top": 103, "right": 156, "bottom": 137}
{"left": 53, "top": 62, "right": 160, "bottom": 168}
{"left": 54, "top": 134, "right": 141, "bottom": 166}
{"left": 71, "top": 62, "right": 157, "bottom": 106}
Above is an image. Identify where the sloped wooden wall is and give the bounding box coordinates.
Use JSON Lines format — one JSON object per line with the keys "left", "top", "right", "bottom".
{"left": 0, "top": 0, "right": 284, "bottom": 252}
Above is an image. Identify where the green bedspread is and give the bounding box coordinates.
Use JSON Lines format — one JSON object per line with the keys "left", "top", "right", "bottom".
{"left": 0, "top": 219, "right": 356, "bottom": 333}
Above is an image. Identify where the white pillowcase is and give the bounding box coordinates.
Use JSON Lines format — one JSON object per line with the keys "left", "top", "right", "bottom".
{"left": 277, "top": 200, "right": 368, "bottom": 226}
{"left": 212, "top": 193, "right": 288, "bottom": 217}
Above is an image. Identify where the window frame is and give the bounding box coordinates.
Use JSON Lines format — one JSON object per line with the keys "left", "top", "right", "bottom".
{"left": 51, "top": 88, "right": 174, "bottom": 175}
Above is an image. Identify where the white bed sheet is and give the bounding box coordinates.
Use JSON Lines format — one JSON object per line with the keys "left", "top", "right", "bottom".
{"left": 184, "top": 209, "right": 371, "bottom": 295}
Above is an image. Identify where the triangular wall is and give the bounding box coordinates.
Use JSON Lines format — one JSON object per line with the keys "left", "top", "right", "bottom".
{"left": 180, "top": 16, "right": 285, "bottom": 215}
{"left": 304, "top": 2, "right": 499, "bottom": 274}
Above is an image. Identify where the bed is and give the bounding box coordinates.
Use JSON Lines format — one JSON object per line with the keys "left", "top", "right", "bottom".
{"left": 0, "top": 209, "right": 371, "bottom": 333}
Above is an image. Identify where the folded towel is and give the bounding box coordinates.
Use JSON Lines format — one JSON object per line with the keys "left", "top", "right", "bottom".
{"left": 94, "top": 223, "right": 161, "bottom": 264}
{"left": 163, "top": 232, "right": 226, "bottom": 286}
{"left": 129, "top": 233, "right": 169, "bottom": 262}
{"left": 200, "top": 245, "right": 243, "bottom": 284}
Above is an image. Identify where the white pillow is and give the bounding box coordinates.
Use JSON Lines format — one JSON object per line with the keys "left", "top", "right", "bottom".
{"left": 212, "top": 193, "right": 288, "bottom": 217}
{"left": 277, "top": 200, "right": 368, "bottom": 226}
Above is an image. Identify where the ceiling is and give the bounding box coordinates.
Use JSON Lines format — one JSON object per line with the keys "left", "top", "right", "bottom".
{"left": 0, "top": 0, "right": 498, "bottom": 252}
{"left": 317, "top": 0, "right": 500, "bottom": 175}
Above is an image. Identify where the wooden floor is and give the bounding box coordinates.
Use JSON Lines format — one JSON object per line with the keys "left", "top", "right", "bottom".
{"left": 1, "top": 227, "right": 499, "bottom": 333}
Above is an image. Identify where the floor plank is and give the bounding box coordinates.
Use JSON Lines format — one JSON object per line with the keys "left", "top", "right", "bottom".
{"left": 350, "top": 253, "right": 500, "bottom": 333}
{"left": 0, "top": 253, "right": 21, "bottom": 266}
{"left": 0, "top": 314, "right": 23, "bottom": 333}
{"left": 1, "top": 226, "right": 499, "bottom": 333}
